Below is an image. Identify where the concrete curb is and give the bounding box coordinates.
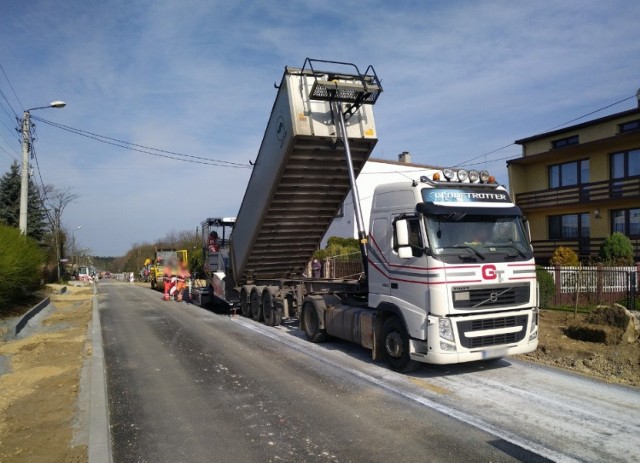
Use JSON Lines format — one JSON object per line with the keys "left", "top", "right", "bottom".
{"left": 15, "top": 296, "right": 51, "bottom": 336}
{"left": 89, "top": 288, "right": 113, "bottom": 463}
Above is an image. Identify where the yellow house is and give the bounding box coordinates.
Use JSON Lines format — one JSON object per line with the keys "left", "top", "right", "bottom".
{"left": 508, "top": 99, "right": 640, "bottom": 263}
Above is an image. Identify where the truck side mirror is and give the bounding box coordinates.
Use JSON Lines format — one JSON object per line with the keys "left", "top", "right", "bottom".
{"left": 396, "top": 219, "right": 409, "bottom": 246}
{"left": 395, "top": 219, "right": 413, "bottom": 259}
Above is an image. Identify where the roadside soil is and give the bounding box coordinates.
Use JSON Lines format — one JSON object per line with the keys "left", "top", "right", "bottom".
{"left": 516, "top": 308, "right": 640, "bottom": 388}
{"left": 0, "top": 284, "right": 638, "bottom": 463}
{"left": 0, "top": 284, "right": 92, "bottom": 463}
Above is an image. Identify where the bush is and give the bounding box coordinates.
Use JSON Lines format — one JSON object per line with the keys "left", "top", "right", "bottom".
{"left": 0, "top": 224, "right": 44, "bottom": 310}
{"left": 599, "top": 232, "right": 634, "bottom": 266}
{"left": 536, "top": 265, "right": 555, "bottom": 309}
{"left": 550, "top": 246, "right": 579, "bottom": 266}
{"left": 314, "top": 236, "right": 360, "bottom": 260}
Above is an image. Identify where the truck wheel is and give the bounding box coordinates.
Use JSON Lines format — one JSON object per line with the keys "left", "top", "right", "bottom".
{"left": 382, "top": 317, "right": 418, "bottom": 373}
{"left": 250, "top": 289, "right": 263, "bottom": 322}
{"left": 301, "top": 302, "right": 327, "bottom": 343}
{"left": 262, "top": 291, "right": 279, "bottom": 326}
{"left": 240, "top": 288, "right": 250, "bottom": 317}
{"left": 151, "top": 279, "right": 156, "bottom": 290}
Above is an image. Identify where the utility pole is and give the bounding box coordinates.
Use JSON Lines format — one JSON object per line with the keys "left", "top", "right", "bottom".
{"left": 18, "top": 111, "right": 31, "bottom": 234}
{"left": 18, "top": 101, "right": 66, "bottom": 235}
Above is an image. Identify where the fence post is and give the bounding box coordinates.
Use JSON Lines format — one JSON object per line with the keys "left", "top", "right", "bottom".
{"left": 630, "top": 267, "right": 638, "bottom": 311}
{"left": 554, "top": 264, "right": 561, "bottom": 306}
{"left": 596, "top": 263, "right": 603, "bottom": 305}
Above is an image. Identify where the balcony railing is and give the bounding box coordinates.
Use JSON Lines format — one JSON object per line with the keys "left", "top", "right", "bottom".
{"left": 516, "top": 175, "right": 640, "bottom": 209}
{"left": 532, "top": 237, "right": 640, "bottom": 263}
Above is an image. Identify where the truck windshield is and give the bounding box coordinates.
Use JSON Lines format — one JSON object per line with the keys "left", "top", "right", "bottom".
{"left": 156, "top": 251, "right": 177, "bottom": 265}
{"left": 424, "top": 213, "right": 532, "bottom": 263}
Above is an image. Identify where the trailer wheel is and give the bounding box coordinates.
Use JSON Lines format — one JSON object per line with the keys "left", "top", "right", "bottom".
{"left": 240, "top": 288, "right": 250, "bottom": 317}
{"left": 250, "top": 289, "right": 263, "bottom": 322}
{"left": 382, "top": 317, "right": 418, "bottom": 373}
{"left": 262, "top": 290, "right": 280, "bottom": 326}
{"left": 301, "top": 302, "right": 327, "bottom": 343}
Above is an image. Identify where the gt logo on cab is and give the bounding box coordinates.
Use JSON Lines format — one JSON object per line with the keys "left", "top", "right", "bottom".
{"left": 482, "top": 264, "right": 497, "bottom": 280}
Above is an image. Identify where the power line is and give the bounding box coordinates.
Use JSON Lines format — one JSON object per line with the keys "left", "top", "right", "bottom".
{"left": 457, "top": 93, "right": 637, "bottom": 168}
{"left": 0, "top": 62, "right": 23, "bottom": 113}
{"left": 31, "top": 115, "right": 252, "bottom": 168}
{"left": 0, "top": 143, "right": 18, "bottom": 161}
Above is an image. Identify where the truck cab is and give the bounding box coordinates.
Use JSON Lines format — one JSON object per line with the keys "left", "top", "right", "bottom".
{"left": 368, "top": 169, "right": 538, "bottom": 367}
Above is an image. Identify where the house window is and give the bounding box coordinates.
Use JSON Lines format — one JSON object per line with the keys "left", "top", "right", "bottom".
{"left": 549, "top": 159, "right": 589, "bottom": 188}
{"left": 549, "top": 213, "right": 590, "bottom": 240}
{"left": 611, "top": 149, "right": 640, "bottom": 178}
{"left": 551, "top": 135, "right": 579, "bottom": 149}
{"left": 619, "top": 120, "right": 640, "bottom": 134}
{"left": 612, "top": 208, "right": 640, "bottom": 238}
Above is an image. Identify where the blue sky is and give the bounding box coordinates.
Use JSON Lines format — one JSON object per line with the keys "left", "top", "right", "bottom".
{"left": 1, "top": 0, "right": 639, "bottom": 256}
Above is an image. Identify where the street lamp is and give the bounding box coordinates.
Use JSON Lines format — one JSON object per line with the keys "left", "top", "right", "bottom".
{"left": 19, "top": 101, "right": 67, "bottom": 235}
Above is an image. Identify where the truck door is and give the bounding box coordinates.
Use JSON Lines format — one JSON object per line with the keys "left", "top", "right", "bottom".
{"left": 388, "top": 216, "right": 429, "bottom": 337}
{"left": 368, "top": 218, "right": 390, "bottom": 297}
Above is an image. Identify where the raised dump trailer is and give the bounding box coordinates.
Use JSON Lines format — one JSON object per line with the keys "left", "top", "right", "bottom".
{"left": 215, "top": 59, "right": 538, "bottom": 372}
{"left": 230, "top": 59, "right": 380, "bottom": 283}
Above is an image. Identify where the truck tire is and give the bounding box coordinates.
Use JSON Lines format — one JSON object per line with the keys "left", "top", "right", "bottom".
{"left": 250, "top": 289, "right": 263, "bottom": 322}
{"left": 240, "top": 288, "right": 250, "bottom": 317}
{"left": 382, "top": 317, "right": 418, "bottom": 373}
{"left": 301, "top": 302, "right": 327, "bottom": 343}
{"left": 262, "top": 290, "right": 280, "bottom": 327}
{"left": 151, "top": 279, "right": 156, "bottom": 290}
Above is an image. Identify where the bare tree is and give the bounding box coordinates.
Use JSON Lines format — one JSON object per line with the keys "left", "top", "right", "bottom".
{"left": 42, "top": 185, "right": 79, "bottom": 281}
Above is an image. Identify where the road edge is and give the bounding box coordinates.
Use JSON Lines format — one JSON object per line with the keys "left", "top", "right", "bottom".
{"left": 14, "top": 296, "right": 51, "bottom": 335}
{"left": 89, "top": 288, "right": 113, "bottom": 463}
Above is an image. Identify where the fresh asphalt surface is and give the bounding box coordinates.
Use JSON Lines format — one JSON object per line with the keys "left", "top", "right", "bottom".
{"left": 98, "top": 280, "right": 640, "bottom": 463}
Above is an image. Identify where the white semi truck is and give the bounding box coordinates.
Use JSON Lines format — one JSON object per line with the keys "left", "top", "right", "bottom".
{"left": 206, "top": 59, "right": 538, "bottom": 371}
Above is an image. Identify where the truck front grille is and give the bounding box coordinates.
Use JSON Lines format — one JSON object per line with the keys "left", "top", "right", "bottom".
{"left": 452, "top": 284, "right": 530, "bottom": 309}
{"left": 456, "top": 315, "right": 528, "bottom": 349}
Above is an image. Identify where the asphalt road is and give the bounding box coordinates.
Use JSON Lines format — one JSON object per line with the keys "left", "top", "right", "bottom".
{"left": 99, "top": 281, "right": 640, "bottom": 463}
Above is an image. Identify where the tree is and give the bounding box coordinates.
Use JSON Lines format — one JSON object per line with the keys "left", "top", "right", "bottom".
{"left": 599, "top": 232, "right": 634, "bottom": 266}
{"left": 0, "top": 161, "right": 47, "bottom": 241}
{"left": 42, "top": 185, "right": 79, "bottom": 281}
{"left": 0, "top": 224, "right": 44, "bottom": 309}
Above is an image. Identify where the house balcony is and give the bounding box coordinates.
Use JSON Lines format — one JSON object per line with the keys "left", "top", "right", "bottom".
{"left": 515, "top": 175, "right": 640, "bottom": 210}
{"left": 532, "top": 237, "right": 640, "bottom": 264}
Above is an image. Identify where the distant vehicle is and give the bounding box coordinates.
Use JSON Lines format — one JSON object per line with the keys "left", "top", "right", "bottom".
{"left": 77, "top": 266, "right": 91, "bottom": 282}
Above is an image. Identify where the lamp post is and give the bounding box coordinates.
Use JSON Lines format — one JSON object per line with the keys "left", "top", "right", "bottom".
{"left": 19, "top": 101, "right": 66, "bottom": 235}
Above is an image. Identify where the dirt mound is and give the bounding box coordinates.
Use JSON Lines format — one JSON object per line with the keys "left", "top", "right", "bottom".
{"left": 563, "top": 306, "right": 638, "bottom": 345}
{"left": 518, "top": 309, "right": 640, "bottom": 388}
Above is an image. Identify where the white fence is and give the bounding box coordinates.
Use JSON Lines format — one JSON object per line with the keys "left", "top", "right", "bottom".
{"left": 541, "top": 266, "right": 637, "bottom": 294}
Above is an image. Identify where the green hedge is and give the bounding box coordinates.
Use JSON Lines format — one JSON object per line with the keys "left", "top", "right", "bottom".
{"left": 536, "top": 265, "right": 555, "bottom": 309}
{"left": 0, "top": 224, "right": 44, "bottom": 310}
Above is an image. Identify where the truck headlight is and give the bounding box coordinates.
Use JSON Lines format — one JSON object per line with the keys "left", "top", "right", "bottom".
{"left": 530, "top": 308, "right": 539, "bottom": 332}
{"left": 439, "top": 318, "right": 454, "bottom": 341}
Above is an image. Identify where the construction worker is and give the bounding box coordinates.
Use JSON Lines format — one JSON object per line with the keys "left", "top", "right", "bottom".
{"left": 175, "top": 260, "right": 191, "bottom": 302}
{"left": 162, "top": 260, "right": 177, "bottom": 301}
{"left": 208, "top": 231, "right": 220, "bottom": 252}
